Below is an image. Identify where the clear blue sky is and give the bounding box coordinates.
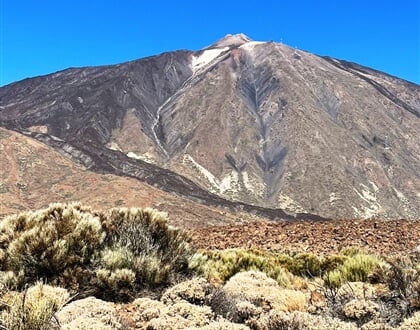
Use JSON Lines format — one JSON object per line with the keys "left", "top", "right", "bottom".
{"left": 1, "top": 0, "right": 419, "bottom": 86}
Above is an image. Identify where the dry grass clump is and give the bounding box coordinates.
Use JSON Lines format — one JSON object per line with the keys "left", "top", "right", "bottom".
{"left": 96, "top": 207, "right": 193, "bottom": 301}
{"left": 0, "top": 203, "right": 194, "bottom": 302}
{"left": 0, "top": 282, "right": 69, "bottom": 330}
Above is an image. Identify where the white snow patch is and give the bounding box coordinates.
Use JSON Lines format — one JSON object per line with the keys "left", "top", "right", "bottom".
{"left": 192, "top": 47, "right": 229, "bottom": 72}
{"left": 239, "top": 41, "right": 265, "bottom": 51}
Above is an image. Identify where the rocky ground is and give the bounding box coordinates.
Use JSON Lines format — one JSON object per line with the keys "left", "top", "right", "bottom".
{"left": 190, "top": 219, "right": 420, "bottom": 256}
{"left": 110, "top": 218, "right": 420, "bottom": 328}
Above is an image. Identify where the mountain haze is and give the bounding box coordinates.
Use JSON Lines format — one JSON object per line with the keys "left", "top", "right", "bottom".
{"left": 1, "top": 34, "right": 419, "bottom": 220}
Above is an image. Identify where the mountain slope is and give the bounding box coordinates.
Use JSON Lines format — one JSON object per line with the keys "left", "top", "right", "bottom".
{"left": 0, "top": 127, "right": 277, "bottom": 227}
{"left": 1, "top": 34, "right": 419, "bottom": 219}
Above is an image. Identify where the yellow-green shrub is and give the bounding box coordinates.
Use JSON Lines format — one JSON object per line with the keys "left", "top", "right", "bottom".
{"left": 287, "top": 253, "right": 322, "bottom": 276}
{"left": 0, "top": 203, "right": 194, "bottom": 301}
{"left": 324, "top": 253, "right": 384, "bottom": 288}
{"left": 190, "top": 249, "right": 291, "bottom": 286}
{"left": 0, "top": 282, "right": 69, "bottom": 330}
{"left": 0, "top": 202, "right": 105, "bottom": 289}
{"left": 96, "top": 207, "right": 193, "bottom": 301}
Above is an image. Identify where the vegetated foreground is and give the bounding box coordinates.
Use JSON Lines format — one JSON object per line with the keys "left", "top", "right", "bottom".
{"left": 1, "top": 203, "right": 419, "bottom": 330}
{"left": 191, "top": 218, "right": 420, "bottom": 256}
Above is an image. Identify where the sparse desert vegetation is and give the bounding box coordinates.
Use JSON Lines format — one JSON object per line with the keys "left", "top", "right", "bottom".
{"left": 0, "top": 203, "right": 419, "bottom": 329}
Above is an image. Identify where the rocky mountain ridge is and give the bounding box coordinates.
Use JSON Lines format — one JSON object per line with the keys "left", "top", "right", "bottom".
{"left": 1, "top": 34, "right": 419, "bottom": 220}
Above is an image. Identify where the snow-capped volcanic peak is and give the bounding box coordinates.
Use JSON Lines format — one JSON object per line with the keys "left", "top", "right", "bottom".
{"left": 210, "top": 33, "right": 252, "bottom": 48}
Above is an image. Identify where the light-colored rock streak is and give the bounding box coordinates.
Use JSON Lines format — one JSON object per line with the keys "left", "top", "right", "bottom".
{"left": 183, "top": 154, "right": 240, "bottom": 194}
{"left": 152, "top": 47, "right": 231, "bottom": 158}
{"left": 151, "top": 105, "right": 169, "bottom": 158}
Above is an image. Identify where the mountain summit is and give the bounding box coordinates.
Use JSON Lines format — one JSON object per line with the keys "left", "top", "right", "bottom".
{"left": 208, "top": 33, "right": 253, "bottom": 48}
{"left": 1, "top": 35, "right": 419, "bottom": 220}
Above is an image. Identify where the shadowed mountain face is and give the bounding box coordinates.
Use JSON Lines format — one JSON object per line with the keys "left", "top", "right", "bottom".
{"left": 1, "top": 34, "right": 419, "bottom": 220}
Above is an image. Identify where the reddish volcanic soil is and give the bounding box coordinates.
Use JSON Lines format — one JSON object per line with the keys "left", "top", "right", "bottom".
{"left": 190, "top": 219, "right": 420, "bottom": 255}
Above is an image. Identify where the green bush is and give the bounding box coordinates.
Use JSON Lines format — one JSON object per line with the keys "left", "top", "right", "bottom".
{"left": 320, "top": 255, "right": 348, "bottom": 273}
{"left": 0, "top": 202, "right": 105, "bottom": 289}
{"left": 190, "top": 249, "right": 291, "bottom": 286}
{"left": 323, "top": 253, "right": 384, "bottom": 288}
{"left": 95, "top": 207, "right": 193, "bottom": 300}
{"left": 287, "top": 253, "right": 322, "bottom": 276}
{"left": 0, "top": 203, "right": 193, "bottom": 302}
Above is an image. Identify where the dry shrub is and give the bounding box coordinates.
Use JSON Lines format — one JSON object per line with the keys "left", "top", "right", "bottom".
{"left": 361, "top": 320, "right": 393, "bottom": 330}
{"left": 186, "top": 319, "right": 250, "bottom": 329}
{"left": 146, "top": 301, "right": 214, "bottom": 329}
{"left": 0, "top": 202, "right": 104, "bottom": 289}
{"left": 131, "top": 297, "right": 165, "bottom": 322}
{"left": 56, "top": 296, "right": 122, "bottom": 330}
{"left": 209, "top": 287, "right": 241, "bottom": 323}
{"left": 0, "top": 203, "right": 194, "bottom": 302}
{"left": 161, "top": 277, "right": 214, "bottom": 305}
{"left": 168, "top": 301, "right": 214, "bottom": 324}
{"left": 337, "top": 282, "right": 385, "bottom": 300}
{"left": 398, "top": 310, "right": 420, "bottom": 330}
{"left": 368, "top": 253, "right": 420, "bottom": 326}
{"left": 0, "top": 282, "right": 69, "bottom": 330}
{"left": 343, "top": 299, "right": 380, "bottom": 325}
{"left": 251, "top": 310, "right": 358, "bottom": 330}
{"left": 146, "top": 313, "right": 196, "bottom": 330}
{"left": 97, "top": 207, "right": 193, "bottom": 301}
{"left": 223, "top": 271, "right": 308, "bottom": 312}
{"left": 236, "top": 300, "right": 263, "bottom": 321}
